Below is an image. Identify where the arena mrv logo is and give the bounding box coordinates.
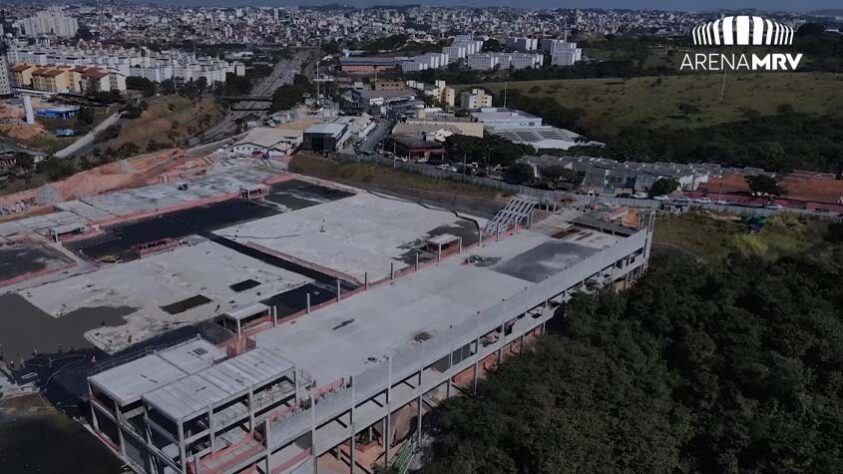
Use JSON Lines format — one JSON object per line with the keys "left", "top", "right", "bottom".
{"left": 680, "top": 16, "right": 803, "bottom": 71}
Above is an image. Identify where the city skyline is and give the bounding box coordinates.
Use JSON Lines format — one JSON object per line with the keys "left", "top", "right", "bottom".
{"left": 127, "top": 0, "right": 842, "bottom": 13}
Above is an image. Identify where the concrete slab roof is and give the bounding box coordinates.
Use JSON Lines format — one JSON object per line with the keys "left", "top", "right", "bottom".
{"left": 89, "top": 338, "right": 225, "bottom": 406}
{"left": 21, "top": 241, "right": 312, "bottom": 353}
{"left": 214, "top": 193, "right": 485, "bottom": 282}
{"left": 77, "top": 165, "right": 277, "bottom": 218}
{"left": 235, "top": 127, "right": 302, "bottom": 148}
{"left": 226, "top": 303, "right": 270, "bottom": 322}
{"left": 254, "top": 230, "right": 585, "bottom": 385}
{"left": 143, "top": 346, "right": 294, "bottom": 421}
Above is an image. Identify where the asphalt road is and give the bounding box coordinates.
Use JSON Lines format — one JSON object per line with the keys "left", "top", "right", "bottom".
{"left": 358, "top": 119, "right": 393, "bottom": 154}
{"left": 201, "top": 55, "right": 306, "bottom": 143}
{"left": 54, "top": 111, "right": 122, "bottom": 159}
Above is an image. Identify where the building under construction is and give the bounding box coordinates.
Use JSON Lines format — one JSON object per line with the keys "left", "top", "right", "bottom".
{"left": 85, "top": 184, "right": 655, "bottom": 474}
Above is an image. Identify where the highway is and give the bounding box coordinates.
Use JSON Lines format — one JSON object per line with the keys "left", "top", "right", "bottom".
{"left": 200, "top": 54, "right": 306, "bottom": 143}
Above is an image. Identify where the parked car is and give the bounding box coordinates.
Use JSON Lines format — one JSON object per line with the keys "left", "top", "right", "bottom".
{"left": 766, "top": 203, "right": 784, "bottom": 210}
{"left": 694, "top": 198, "right": 712, "bottom": 204}
{"left": 652, "top": 195, "right": 670, "bottom": 201}
{"left": 714, "top": 200, "right": 729, "bottom": 205}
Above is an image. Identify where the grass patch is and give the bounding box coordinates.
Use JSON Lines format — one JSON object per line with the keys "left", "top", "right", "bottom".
{"left": 289, "top": 152, "right": 503, "bottom": 199}
{"left": 654, "top": 211, "right": 829, "bottom": 263}
{"left": 466, "top": 73, "right": 843, "bottom": 135}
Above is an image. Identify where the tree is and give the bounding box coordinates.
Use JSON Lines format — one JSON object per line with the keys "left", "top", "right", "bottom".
{"left": 504, "top": 162, "right": 535, "bottom": 184}
{"left": 75, "top": 24, "right": 95, "bottom": 41}
{"left": 14, "top": 152, "right": 35, "bottom": 172}
{"left": 482, "top": 38, "right": 506, "bottom": 52}
{"left": 421, "top": 219, "right": 843, "bottom": 473}
{"left": 126, "top": 77, "right": 157, "bottom": 97}
{"left": 77, "top": 106, "right": 96, "bottom": 125}
{"left": 796, "top": 23, "right": 826, "bottom": 36}
{"left": 322, "top": 40, "right": 341, "bottom": 55}
{"left": 649, "top": 178, "right": 679, "bottom": 197}
{"left": 95, "top": 124, "right": 122, "bottom": 143}
{"left": 745, "top": 174, "right": 785, "bottom": 202}
{"left": 444, "top": 135, "right": 534, "bottom": 168}
{"left": 541, "top": 164, "right": 584, "bottom": 185}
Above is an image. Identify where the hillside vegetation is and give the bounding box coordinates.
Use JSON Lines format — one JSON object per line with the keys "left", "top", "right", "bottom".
{"left": 421, "top": 213, "right": 843, "bottom": 474}
{"left": 95, "top": 95, "right": 223, "bottom": 158}
{"left": 472, "top": 73, "right": 843, "bottom": 135}
{"left": 467, "top": 73, "right": 843, "bottom": 173}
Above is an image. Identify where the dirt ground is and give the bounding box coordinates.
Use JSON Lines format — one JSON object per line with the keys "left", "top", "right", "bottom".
{"left": 0, "top": 148, "right": 213, "bottom": 214}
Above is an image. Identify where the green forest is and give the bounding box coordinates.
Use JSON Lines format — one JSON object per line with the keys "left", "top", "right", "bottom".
{"left": 420, "top": 214, "right": 843, "bottom": 473}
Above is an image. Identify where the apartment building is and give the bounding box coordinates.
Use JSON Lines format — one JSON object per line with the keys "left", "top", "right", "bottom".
{"left": 405, "top": 79, "right": 456, "bottom": 108}
{"left": 31, "top": 67, "right": 71, "bottom": 94}
{"left": 16, "top": 8, "right": 79, "bottom": 38}
{"left": 10, "top": 63, "right": 36, "bottom": 88}
{"left": 6, "top": 44, "right": 244, "bottom": 84}
{"left": 0, "top": 54, "right": 12, "bottom": 95}
{"left": 506, "top": 37, "right": 538, "bottom": 51}
{"left": 11, "top": 64, "right": 126, "bottom": 94}
{"left": 467, "top": 52, "right": 542, "bottom": 71}
{"left": 541, "top": 39, "right": 583, "bottom": 66}
{"left": 460, "top": 88, "right": 494, "bottom": 110}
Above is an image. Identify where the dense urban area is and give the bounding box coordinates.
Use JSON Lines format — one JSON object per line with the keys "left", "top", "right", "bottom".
{"left": 0, "top": 3, "right": 842, "bottom": 474}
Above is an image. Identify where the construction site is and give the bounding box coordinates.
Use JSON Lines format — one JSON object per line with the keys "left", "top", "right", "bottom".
{"left": 0, "top": 151, "right": 654, "bottom": 474}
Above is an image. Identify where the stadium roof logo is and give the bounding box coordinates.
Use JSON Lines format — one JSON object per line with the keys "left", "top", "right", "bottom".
{"left": 692, "top": 16, "right": 794, "bottom": 46}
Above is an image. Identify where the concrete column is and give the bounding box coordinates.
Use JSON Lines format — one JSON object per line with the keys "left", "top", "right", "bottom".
{"left": 264, "top": 418, "right": 272, "bottom": 473}
{"left": 390, "top": 262, "right": 394, "bottom": 280}
{"left": 384, "top": 357, "right": 392, "bottom": 466}
{"left": 415, "top": 252, "right": 419, "bottom": 271}
{"left": 350, "top": 377, "right": 356, "bottom": 474}
{"left": 207, "top": 407, "right": 215, "bottom": 451}
{"left": 236, "top": 319, "right": 241, "bottom": 338}
{"left": 446, "top": 349, "right": 453, "bottom": 398}
{"left": 194, "top": 455, "right": 201, "bottom": 474}
{"left": 248, "top": 389, "right": 255, "bottom": 432}
{"left": 142, "top": 409, "right": 158, "bottom": 474}
{"left": 472, "top": 360, "right": 479, "bottom": 395}
{"left": 177, "top": 422, "right": 187, "bottom": 474}
{"left": 295, "top": 371, "right": 301, "bottom": 405}
{"left": 364, "top": 272, "right": 368, "bottom": 290}
{"left": 116, "top": 410, "right": 127, "bottom": 458}
{"left": 311, "top": 391, "right": 318, "bottom": 474}
{"left": 272, "top": 306, "right": 278, "bottom": 327}
{"left": 89, "top": 389, "right": 100, "bottom": 435}
{"left": 478, "top": 232, "right": 483, "bottom": 247}
{"left": 416, "top": 395, "right": 423, "bottom": 443}
{"left": 336, "top": 279, "right": 341, "bottom": 302}
{"left": 307, "top": 293, "right": 311, "bottom": 313}
{"left": 458, "top": 237, "right": 463, "bottom": 253}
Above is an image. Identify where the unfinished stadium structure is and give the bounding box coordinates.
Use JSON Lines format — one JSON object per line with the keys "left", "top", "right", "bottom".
{"left": 82, "top": 184, "right": 654, "bottom": 474}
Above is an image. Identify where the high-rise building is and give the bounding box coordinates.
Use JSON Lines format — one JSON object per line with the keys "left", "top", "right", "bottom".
{"left": 16, "top": 8, "right": 79, "bottom": 38}
{"left": 0, "top": 52, "right": 12, "bottom": 95}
